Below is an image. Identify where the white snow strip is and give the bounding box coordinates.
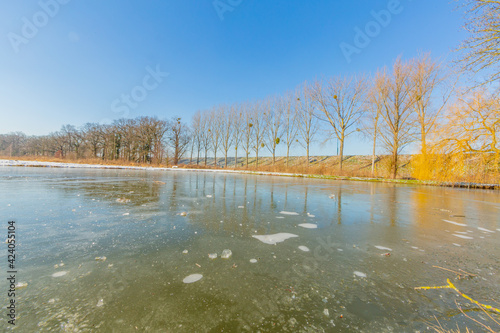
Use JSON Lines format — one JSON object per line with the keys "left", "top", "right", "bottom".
{"left": 443, "top": 219, "right": 467, "bottom": 227}
{"left": 478, "top": 227, "right": 495, "bottom": 233}
{"left": 298, "top": 246, "right": 310, "bottom": 252}
{"left": 452, "top": 234, "right": 473, "bottom": 240}
{"left": 307, "top": 213, "right": 315, "bottom": 218}
{"left": 276, "top": 216, "right": 285, "bottom": 219}
{"left": 52, "top": 271, "right": 67, "bottom": 278}
{"left": 375, "top": 246, "right": 392, "bottom": 251}
{"left": 354, "top": 271, "right": 367, "bottom": 278}
{"left": 280, "top": 211, "right": 299, "bottom": 216}
{"left": 183, "top": 274, "right": 203, "bottom": 284}
{"left": 298, "top": 223, "right": 318, "bottom": 229}
{"left": 452, "top": 243, "right": 461, "bottom": 247}
{"left": 252, "top": 233, "right": 298, "bottom": 245}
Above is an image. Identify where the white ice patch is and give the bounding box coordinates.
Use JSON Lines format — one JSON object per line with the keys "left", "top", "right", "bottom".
{"left": 307, "top": 213, "right": 315, "bottom": 218}
{"left": 276, "top": 216, "right": 285, "bottom": 219}
{"left": 442, "top": 219, "right": 467, "bottom": 227}
{"left": 478, "top": 227, "right": 495, "bottom": 233}
{"left": 183, "top": 274, "right": 203, "bottom": 284}
{"left": 375, "top": 246, "right": 392, "bottom": 251}
{"left": 238, "top": 206, "right": 244, "bottom": 209}
{"left": 52, "top": 271, "right": 67, "bottom": 278}
{"left": 298, "top": 223, "right": 318, "bottom": 229}
{"left": 280, "top": 211, "right": 299, "bottom": 216}
{"left": 249, "top": 259, "right": 258, "bottom": 263}
{"left": 452, "top": 234, "right": 473, "bottom": 240}
{"left": 298, "top": 246, "right": 310, "bottom": 252}
{"left": 453, "top": 243, "right": 461, "bottom": 247}
{"left": 353, "top": 271, "right": 367, "bottom": 278}
{"left": 252, "top": 233, "right": 299, "bottom": 245}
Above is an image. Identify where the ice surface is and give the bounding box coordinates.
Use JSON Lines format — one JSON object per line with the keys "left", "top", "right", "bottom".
{"left": 442, "top": 219, "right": 466, "bottom": 226}
{"left": 375, "top": 246, "right": 392, "bottom": 251}
{"left": 298, "top": 223, "right": 318, "bottom": 229}
{"left": 298, "top": 246, "right": 310, "bottom": 252}
{"left": 183, "top": 274, "right": 203, "bottom": 284}
{"left": 280, "top": 211, "right": 299, "bottom": 216}
{"left": 252, "top": 233, "right": 299, "bottom": 245}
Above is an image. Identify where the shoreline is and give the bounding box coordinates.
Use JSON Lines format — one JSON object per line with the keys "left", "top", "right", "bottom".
{"left": 0, "top": 159, "right": 498, "bottom": 190}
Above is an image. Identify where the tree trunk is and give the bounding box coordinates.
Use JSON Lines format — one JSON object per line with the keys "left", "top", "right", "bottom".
{"left": 234, "top": 149, "right": 238, "bottom": 169}
{"left": 392, "top": 145, "right": 398, "bottom": 179}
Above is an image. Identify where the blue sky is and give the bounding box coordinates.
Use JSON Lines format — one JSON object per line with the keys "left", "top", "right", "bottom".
{"left": 0, "top": 0, "right": 466, "bottom": 155}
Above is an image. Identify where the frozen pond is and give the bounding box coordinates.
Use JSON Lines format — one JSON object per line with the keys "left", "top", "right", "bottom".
{"left": 0, "top": 166, "right": 499, "bottom": 332}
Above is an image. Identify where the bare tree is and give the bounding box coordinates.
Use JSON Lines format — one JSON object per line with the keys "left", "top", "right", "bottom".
{"left": 208, "top": 107, "right": 223, "bottom": 167}
{"left": 313, "top": 75, "right": 367, "bottom": 171}
{"left": 364, "top": 71, "right": 384, "bottom": 177}
{"left": 296, "top": 82, "right": 320, "bottom": 166}
{"left": 241, "top": 102, "right": 254, "bottom": 167}
{"left": 410, "top": 53, "right": 455, "bottom": 155}
{"left": 456, "top": 0, "right": 500, "bottom": 85}
{"left": 219, "top": 104, "right": 235, "bottom": 168}
{"left": 191, "top": 111, "right": 203, "bottom": 165}
{"left": 251, "top": 100, "right": 267, "bottom": 168}
{"left": 232, "top": 103, "right": 244, "bottom": 168}
{"left": 282, "top": 92, "right": 299, "bottom": 167}
{"left": 199, "top": 111, "right": 211, "bottom": 166}
{"left": 263, "top": 96, "right": 284, "bottom": 165}
{"left": 376, "top": 57, "right": 417, "bottom": 178}
{"left": 167, "top": 117, "right": 190, "bottom": 165}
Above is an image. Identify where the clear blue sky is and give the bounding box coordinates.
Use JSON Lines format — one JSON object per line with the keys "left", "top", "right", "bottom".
{"left": 0, "top": 0, "right": 466, "bottom": 155}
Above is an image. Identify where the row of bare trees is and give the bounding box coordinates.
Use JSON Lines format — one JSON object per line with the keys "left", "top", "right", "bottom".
{"left": 0, "top": 116, "right": 190, "bottom": 165}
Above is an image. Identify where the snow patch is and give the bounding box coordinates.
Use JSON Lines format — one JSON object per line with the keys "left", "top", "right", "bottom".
{"left": 298, "top": 246, "right": 310, "bottom": 252}
{"left": 280, "top": 211, "right": 299, "bottom": 216}
{"left": 442, "top": 219, "right": 467, "bottom": 227}
{"left": 298, "top": 223, "right": 318, "bottom": 229}
{"left": 452, "top": 234, "right": 473, "bottom": 240}
{"left": 353, "top": 271, "right": 367, "bottom": 278}
{"left": 52, "top": 271, "right": 68, "bottom": 278}
{"left": 252, "top": 233, "right": 298, "bottom": 245}
{"left": 375, "top": 246, "right": 392, "bottom": 251}
{"left": 183, "top": 274, "right": 203, "bottom": 284}
{"left": 478, "top": 227, "right": 495, "bottom": 233}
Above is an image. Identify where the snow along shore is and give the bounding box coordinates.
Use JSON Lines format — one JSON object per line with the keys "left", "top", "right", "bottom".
{"left": 1, "top": 159, "right": 498, "bottom": 189}
{"left": 0, "top": 159, "right": 304, "bottom": 177}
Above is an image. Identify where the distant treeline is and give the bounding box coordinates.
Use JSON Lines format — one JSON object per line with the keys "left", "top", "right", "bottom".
{"left": 1, "top": 54, "right": 499, "bottom": 182}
